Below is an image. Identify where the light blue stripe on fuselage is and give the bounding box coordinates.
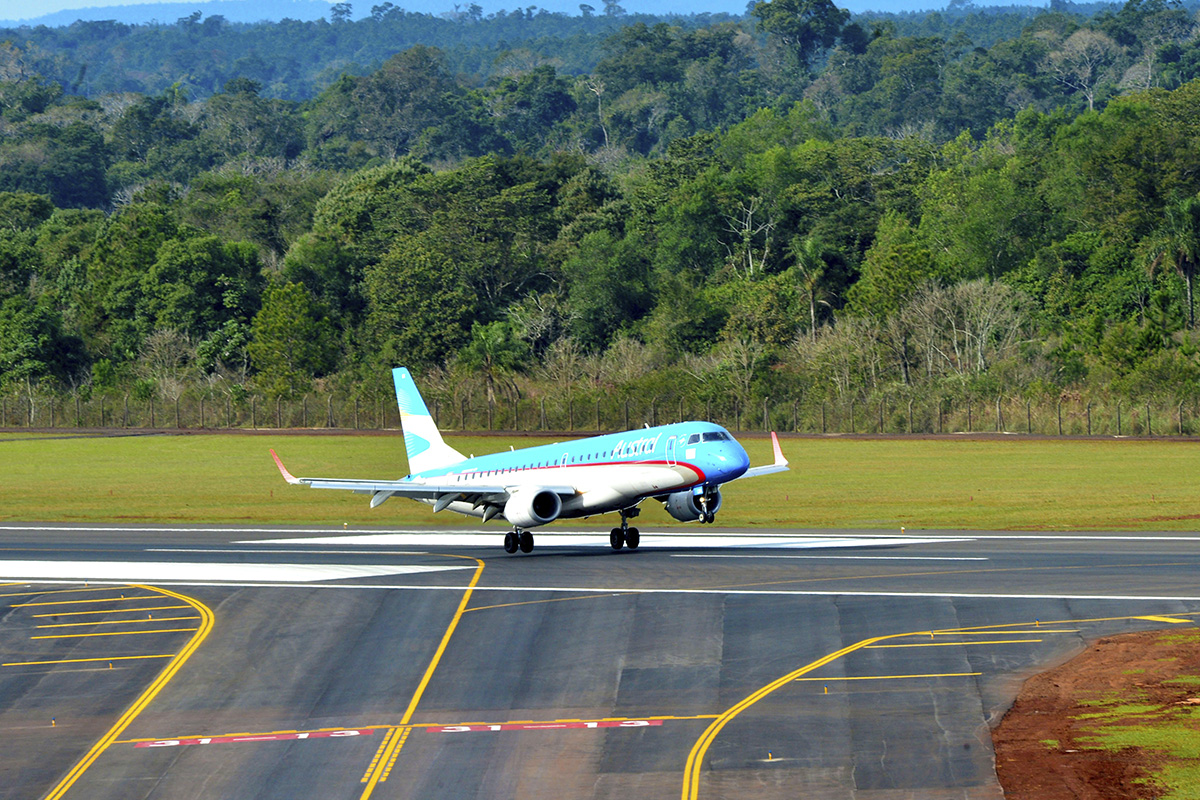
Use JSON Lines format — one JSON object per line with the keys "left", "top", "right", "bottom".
{"left": 411, "top": 421, "right": 735, "bottom": 483}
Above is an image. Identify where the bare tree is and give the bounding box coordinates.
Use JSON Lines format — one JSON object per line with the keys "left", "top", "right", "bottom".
{"left": 1046, "top": 29, "right": 1119, "bottom": 112}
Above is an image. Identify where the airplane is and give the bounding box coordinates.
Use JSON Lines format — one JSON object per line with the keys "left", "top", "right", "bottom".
{"left": 270, "top": 367, "right": 788, "bottom": 554}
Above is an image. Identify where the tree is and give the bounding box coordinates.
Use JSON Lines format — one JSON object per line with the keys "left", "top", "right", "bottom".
{"left": 248, "top": 282, "right": 335, "bottom": 399}
{"left": 458, "top": 321, "right": 530, "bottom": 405}
{"left": 752, "top": 0, "right": 849, "bottom": 71}
{"left": 847, "top": 211, "right": 933, "bottom": 384}
{"left": 1142, "top": 195, "right": 1200, "bottom": 329}
{"left": 788, "top": 234, "right": 830, "bottom": 341}
{"left": 364, "top": 238, "right": 477, "bottom": 369}
{"left": 1046, "top": 28, "right": 1120, "bottom": 111}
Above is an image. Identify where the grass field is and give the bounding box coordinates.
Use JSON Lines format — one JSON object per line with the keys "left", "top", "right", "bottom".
{"left": 4, "top": 431, "right": 1200, "bottom": 529}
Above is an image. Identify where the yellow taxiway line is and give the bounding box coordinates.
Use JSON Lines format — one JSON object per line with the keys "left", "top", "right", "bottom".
{"left": 358, "top": 555, "right": 485, "bottom": 800}
{"left": 41, "top": 585, "right": 214, "bottom": 800}
{"left": 681, "top": 612, "right": 1193, "bottom": 800}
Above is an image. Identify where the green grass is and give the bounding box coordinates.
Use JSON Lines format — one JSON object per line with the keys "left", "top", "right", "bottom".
{"left": 4, "top": 433, "right": 1200, "bottom": 528}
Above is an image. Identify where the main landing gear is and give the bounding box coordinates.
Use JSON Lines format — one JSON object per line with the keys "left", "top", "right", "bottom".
{"left": 609, "top": 508, "right": 640, "bottom": 552}
{"left": 504, "top": 529, "right": 534, "bottom": 554}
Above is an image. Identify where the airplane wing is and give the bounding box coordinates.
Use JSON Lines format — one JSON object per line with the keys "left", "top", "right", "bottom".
{"left": 270, "top": 450, "right": 575, "bottom": 510}
{"left": 737, "top": 431, "right": 789, "bottom": 479}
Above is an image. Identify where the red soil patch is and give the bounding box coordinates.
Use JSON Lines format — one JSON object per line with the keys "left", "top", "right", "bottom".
{"left": 993, "top": 628, "right": 1200, "bottom": 799}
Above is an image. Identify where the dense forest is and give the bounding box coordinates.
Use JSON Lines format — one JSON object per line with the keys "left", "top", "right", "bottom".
{"left": 2, "top": 0, "right": 1200, "bottom": 432}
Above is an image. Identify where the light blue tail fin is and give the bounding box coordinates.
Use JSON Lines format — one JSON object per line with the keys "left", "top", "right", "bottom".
{"left": 393, "top": 368, "right": 466, "bottom": 474}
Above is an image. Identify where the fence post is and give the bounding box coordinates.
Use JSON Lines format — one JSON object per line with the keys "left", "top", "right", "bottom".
{"left": 327, "top": 395, "right": 333, "bottom": 428}
{"left": 487, "top": 399, "right": 493, "bottom": 431}
{"left": 967, "top": 399, "right": 972, "bottom": 433}
{"left": 201, "top": 397, "right": 206, "bottom": 428}
{"left": 938, "top": 400, "right": 943, "bottom": 434}
{"left": 624, "top": 399, "right": 629, "bottom": 430}
{"left": 996, "top": 396, "right": 1002, "bottom": 432}
{"left": 849, "top": 400, "right": 854, "bottom": 434}
{"left": 1179, "top": 401, "right": 1184, "bottom": 436}
{"left": 101, "top": 397, "right": 106, "bottom": 428}
{"left": 1057, "top": 401, "right": 1062, "bottom": 435}
{"left": 150, "top": 398, "right": 154, "bottom": 428}
{"left": 176, "top": 397, "right": 181, "bottom": 429}
{"left": 354, "top": 398, "right": 359, "bottom": 430}
{"left": 821, "top": 403, "right": 826, "bottom": 434}
{"left": 765, "top": 398, "right": 771, "bottom": 431}
{"left": 1087, "top": 402, "right": 1092, "bottom": 436}
{"left": 1027, "top": 401, "right": 1031, "bottom": 434}
{"left": 908, "top": 399, "right": 913, "bottom": 433}
{"left": 301, "top": 396, "right": 306, "bottom": 428}
{"left": 595, "top": 399, "right": 600, "bottom": 432}
{"left": 123, "top": 395, "right": 129, "bottom": 428}
{"left": 277, "top": 398, "right": 282, "bottom": 429}
{"left": 793, "top": 400, "right": 799, "bottom": 432}
{"left": 460, "top": 398, "right": 466, "bottom": 430}
{"left": 75, "top": 395, "right": 80, "bottom": 427}
{"left": 514, "top": 397, "right": 519, "bottom": 431}
{"left": 1117, "top": 402, "right": 1122, "bottom": 436}
{"left": 877, "top": 398, "right": 883, "bottom": 433}
{"left": 252, "top": 397, "right": 256, "bottom": 430}
{"left": 568, "top": 398, "right": 574, "bottom": 431}
{"left": 1147, "top": 403, "right": 1152, "bottom": 436}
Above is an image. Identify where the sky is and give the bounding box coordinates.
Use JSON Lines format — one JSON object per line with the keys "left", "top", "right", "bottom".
{"left": 0, "top": 0, "right": 1049, "bottom": 26}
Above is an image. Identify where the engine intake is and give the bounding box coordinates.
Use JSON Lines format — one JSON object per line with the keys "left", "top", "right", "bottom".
{"left": 664, "top": 488, "right": 722, "bottom": 522}
{"left": 503, "top": 488, "right": 563, "bottom": 528}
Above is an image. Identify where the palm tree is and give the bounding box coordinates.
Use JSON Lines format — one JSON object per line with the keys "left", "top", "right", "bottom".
{"left": 788, "top": 235, "right": 830, "bottom": 341}
{"left": 1144, "top": 196, "right": 1200, "bottom": 330}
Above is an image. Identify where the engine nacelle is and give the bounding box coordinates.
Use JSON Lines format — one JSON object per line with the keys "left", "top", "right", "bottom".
{"left": 664, "top": 488, "right": 723, "bottom": 522}
{"left": 503, "top": 488, "right": 563, "bottom": 528}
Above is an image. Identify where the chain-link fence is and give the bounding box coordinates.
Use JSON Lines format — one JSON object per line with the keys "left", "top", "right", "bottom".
{"left": 3, "top": 390, "right": 1199, "bottom": 437}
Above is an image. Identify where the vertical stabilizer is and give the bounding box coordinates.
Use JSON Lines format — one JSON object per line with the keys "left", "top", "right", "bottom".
{"left": 393, "top": 367, "right": 466, "bottom": 474}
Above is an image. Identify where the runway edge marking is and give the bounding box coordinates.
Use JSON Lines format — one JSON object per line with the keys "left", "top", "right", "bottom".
{"left": 42, "top": 584, "right": 215, "bottom": 800}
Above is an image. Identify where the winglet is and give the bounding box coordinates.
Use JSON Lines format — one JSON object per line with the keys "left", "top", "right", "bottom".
{"left": 270, "top": 449, "right": 303, "bottom": 485}
{"left": 770, "top": 431, "right": 788, "bottom": 467}
{"left": 738, "top": 432, "right": 789, "bottom": 480}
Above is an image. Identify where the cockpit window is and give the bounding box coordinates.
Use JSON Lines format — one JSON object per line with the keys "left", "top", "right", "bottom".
{"left": 687, "top": 434, "right": 701, "bottom": 445}
{"left": 702, "top": 431, "right": 730, "bottom": 442}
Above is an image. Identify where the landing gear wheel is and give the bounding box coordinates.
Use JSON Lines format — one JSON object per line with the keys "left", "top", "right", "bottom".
{"left": 703, "top": 511, "right": 715, "bottom": 524}
{"left": 609, "top": 527, "right": 625, "bottom": 551}
{"left": 504, "top": 531, "right": 519, "bottom": 554}
{"left": 519, "top": 530, "right": 534, "bottom": 553}
{"left": 625, "top": 527, "right": 640, "bottom": 550}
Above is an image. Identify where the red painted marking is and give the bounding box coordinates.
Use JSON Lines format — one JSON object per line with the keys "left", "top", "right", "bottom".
{"left": 134, "top": 729, "right": 374, "bottom": 747}
{"left": 426, "top": 719, "right": 663, "bottom": 733}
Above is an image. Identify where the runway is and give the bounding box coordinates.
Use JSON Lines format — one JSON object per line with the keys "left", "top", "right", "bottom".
{"left": 1, "top": 523, "right": 1198, "bottom": 800}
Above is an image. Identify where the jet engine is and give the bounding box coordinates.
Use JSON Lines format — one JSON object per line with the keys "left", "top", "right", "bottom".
{"left": 664, "top": 488, "right": 722, "bottom": 522}
{"left": 503, "top": 488, "right": 563, "bottom": 528}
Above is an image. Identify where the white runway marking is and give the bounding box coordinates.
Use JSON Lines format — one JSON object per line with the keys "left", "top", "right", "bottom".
{"left": 673, "top": 554, "right": 987, "bottom": 561}
{"left": 5, "top": 579, "right": 1200, "bottom": 603}
{"left": 0, "top": 560, "right": 471, "bottom": 583}
{"left": 242, "top": 532, "right": 972, "bottom": 550}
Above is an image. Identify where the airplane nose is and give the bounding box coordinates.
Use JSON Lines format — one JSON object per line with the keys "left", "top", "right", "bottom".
{"left": 718, "top": 443, "right": 750, "bottom": 481}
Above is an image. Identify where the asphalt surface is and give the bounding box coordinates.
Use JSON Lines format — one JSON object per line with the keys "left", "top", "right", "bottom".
{"left": 2, "top": 523, "right": 1199, "bottom": 800}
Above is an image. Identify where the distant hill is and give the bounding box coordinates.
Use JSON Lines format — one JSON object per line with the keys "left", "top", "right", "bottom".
{"left": 0, "top": 0, "right": 335, "bottom": 27}
{"left": 0, "top": 0, "right": 1057, "bottom": 29}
